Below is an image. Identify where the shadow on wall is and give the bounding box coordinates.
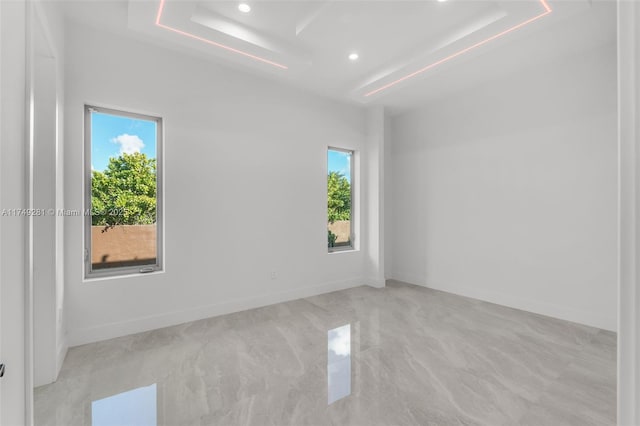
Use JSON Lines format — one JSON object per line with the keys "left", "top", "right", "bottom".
{"left": 91, "top": 225, "right": 156, "bottom": 269}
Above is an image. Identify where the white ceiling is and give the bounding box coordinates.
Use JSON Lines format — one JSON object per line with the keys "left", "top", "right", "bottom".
{"left": 59, "top": 0, "right": 616, "bottom": 113}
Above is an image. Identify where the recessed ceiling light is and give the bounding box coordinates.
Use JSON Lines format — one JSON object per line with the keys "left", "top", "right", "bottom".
{"left": 155, "top": 0, "right": 287, "bottom": 69}
{"left": 238, "top": 3, "right": 251, "bottom": 13}
{"left": 437, "top": 0, "right": 448, "bottom": 2}
{"left": 348, "top": 52, "right": 359, "bottom": 61}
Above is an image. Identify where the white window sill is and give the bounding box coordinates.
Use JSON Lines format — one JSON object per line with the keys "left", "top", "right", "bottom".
{"left": 83, "top": 268, "right": 165, "bottom": 283}
{"left": 328, "top": 248, "right": 358, "bottom": 255}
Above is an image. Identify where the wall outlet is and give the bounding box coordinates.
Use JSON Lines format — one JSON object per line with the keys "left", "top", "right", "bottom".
{"left": 270, "top": 271, "right": 277, "bottom": 280}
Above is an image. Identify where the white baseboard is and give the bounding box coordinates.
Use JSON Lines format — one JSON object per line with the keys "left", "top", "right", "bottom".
{"left": 68, "top": 277, "right": 364, "bottom": 347}
{"left": 55, "top": 340, "right": 67, "bottom": 379}
{"left": 366, "top": 277, "right": 386, "bottom": 288}
{"left": 33, "top": 346, "right": 67, "bottom": 388}
{"left": 388, "top": 271, "right": 426, "bottom": 289}
{"left": 389, "top": 273, "right": 616, "bottom": 332}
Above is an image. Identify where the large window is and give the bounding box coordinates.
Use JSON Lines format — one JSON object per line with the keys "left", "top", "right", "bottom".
{"left": 328, "top": 147, "right": 354, "bottom": 252}
{"left": 85, "top": 105, "right": 163, "bottom": 278}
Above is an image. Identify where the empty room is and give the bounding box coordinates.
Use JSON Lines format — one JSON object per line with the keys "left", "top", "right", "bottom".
{"left": 1, "top": 0, "right": 639, "bottom": 425}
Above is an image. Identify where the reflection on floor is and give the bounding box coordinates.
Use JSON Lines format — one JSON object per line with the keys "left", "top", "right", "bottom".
{"left": 327, "top": 324, "right": 351, "bottom": 404}
{"left": 92, "top": 384, "right": 156, "bottom": 426}
{"left": 35, "top": 280, "right": 616, "bottom": 425}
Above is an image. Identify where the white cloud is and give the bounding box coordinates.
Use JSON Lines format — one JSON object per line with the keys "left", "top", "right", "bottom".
{"left": 328, "top": 324, "right": 351, "bottom": 357}
{"left": 341, "top": 161, "right": 350, "bottom": 177}
{"left": 339, "top": 152, "right": 351, "bottom": 177}
{"left": 111, "top": 134, "right": 144, "bottom": 155}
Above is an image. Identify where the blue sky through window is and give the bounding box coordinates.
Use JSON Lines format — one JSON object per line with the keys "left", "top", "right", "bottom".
{"left": 328, "top": 150, "right": 351, "bottom": 183}
{"left": 91, "top": 111, "right": 157, "bottom": 172}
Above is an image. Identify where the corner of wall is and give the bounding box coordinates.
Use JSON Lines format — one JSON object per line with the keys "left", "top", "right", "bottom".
{"left": 55, "top": 335, "right": 68, "bottom": 379}
{"left": 617, "top": 0, "right": 640, "bottom": 422}
{"left": 363, "top": 106, "right": 387, "bottom": 286}
{"left": 365, "top": 278, "right": 386, "bottom": 288}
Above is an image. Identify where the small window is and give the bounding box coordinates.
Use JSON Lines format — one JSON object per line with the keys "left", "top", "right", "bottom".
{"left": 328, "top": 147, "right": 354, "bottom": 252}
{"left": 84, "top": 105, "right": 163, "bottom": 278}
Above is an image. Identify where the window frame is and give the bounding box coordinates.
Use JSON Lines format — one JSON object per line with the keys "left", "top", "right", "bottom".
{"left": 84, "top": 104, "right": 164, "bottom": 279}
{"left": 327, "top": 146, "right": 355, "bottom": 253}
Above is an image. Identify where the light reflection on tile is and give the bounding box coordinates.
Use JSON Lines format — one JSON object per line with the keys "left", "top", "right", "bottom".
{"left": 327, "top": 324, "right": 351, "bottom": 404}
{"left": 91, "top": 384, "right": 157, "bottom": 426}
{"left": 34, "top": 281, "right": 616, "bottom": 426}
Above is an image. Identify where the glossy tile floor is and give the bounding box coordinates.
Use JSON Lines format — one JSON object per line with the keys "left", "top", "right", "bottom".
{"left": 35, "top": 281, "right": 616, "bottom": 426}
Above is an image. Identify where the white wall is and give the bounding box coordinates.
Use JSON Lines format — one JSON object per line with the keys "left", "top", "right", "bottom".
{"left": 618, "top": 0, "right": 640, "bottom": 422}
{"left": 32, "top": 0, "right": 66, "bottom": 387}
{"left": 33, "top": 37, "right": 57, "bottom": 388}
{"left": 0, "top": 1, "right": 28, "bottom": 424}
{"left": 64, "top": 23, "right": 370, "bottom": 346}
{"left": 363, "top": 106, "right": 386, "bottom": 288}
{"left": 388, "top": 42, "right": 618, "bottom": 331}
